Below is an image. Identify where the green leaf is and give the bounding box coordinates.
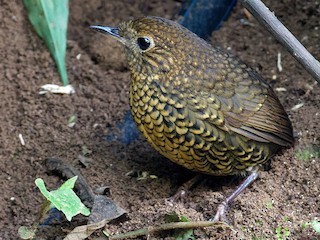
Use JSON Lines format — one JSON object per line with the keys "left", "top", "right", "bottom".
{"left": 67, "top": 115, "right": 77, "bottom": 128}
{"left": 295, "top": 144, "right": 320, "bottom": 161}
{"left": 58, "top": 175, "right": 77, "bottom": 189}
{"left": 24, "top": 0, "right": 69, "bottom": 86}
{"left": 164, "top": 212, "right": 195, "bottom": 240}
{"left": 164, "top": 212, "right": 180, "bottom": 223}
{"left": 18, "top": 226, "right": 36, "bottom": 239}
{"left": 311, "top": 220, "right": 320, "bottom": 234}
{"left": 174, "top": 228, "right": 195, "bottom": 240}
{"left": 35, "top": 177, "right": 90, "bottom": 221}
{"left": 180, "top": 215, "right": 189, "bottom": 222}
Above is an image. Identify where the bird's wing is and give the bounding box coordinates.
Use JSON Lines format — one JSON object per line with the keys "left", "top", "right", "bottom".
{"left": 153, "top": 44, "right": 293, "bottom": 147}
{"left": 160, "top": 66, "right": 293, "bottom": 147}
{"left": 224, "top": 86, "right": 293, "bottom": 146}
{"left": 202, "top": 70, "right": 293, "bottom": 147}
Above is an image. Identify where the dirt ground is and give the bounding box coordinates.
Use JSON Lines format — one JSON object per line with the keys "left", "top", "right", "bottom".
{"left": 0, "top": 0, "right": 319, "bottom": 239}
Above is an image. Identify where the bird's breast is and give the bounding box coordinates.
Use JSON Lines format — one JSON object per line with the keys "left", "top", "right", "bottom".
{"left": 129, "top": 76, "right": 277, "bottom": 176}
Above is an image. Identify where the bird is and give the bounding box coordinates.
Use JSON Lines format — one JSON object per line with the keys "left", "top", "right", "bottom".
{"left": 90, "top": 16, "right": 294, "bottom": 221}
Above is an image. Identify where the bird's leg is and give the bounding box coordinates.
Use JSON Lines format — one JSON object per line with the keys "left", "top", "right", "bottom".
{"left": 168, "top": 174, "right": 204, "bottom": 203}
{"left": 213, "top": 171, "right": 259, "bottom": 222}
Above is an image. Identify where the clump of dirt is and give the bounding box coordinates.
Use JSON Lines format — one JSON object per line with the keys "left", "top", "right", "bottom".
{"left": 0, "top": 0, "right": 319, "bottom": 239}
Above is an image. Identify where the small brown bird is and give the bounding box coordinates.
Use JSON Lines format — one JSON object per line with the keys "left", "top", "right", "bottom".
{"left": 91, "top": 16, "right": 293, "bottom": 221}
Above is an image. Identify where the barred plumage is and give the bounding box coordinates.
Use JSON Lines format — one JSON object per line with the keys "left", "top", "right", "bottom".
{"left": 92, "top": 16, "right": 293, "bottom": 176}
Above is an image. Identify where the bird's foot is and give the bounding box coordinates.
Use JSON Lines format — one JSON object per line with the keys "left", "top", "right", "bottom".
{"left": 167, "top": 189, "right": 187, "bottom": 204}
{"left": 167, "top": 174, "right": 204, "bottom": 204}
{"left": 211, "top": 171, "right": 260, "bottom": 223}
{"left": 212, "top": 201, "right": 229, "bottom": 223}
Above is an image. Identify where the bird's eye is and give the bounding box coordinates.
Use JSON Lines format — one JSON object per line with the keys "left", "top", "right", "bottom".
{"left": 137, "top": 37, "right": 151, "bottom": 51}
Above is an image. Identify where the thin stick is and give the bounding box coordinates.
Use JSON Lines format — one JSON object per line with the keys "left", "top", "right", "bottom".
{"left": 240, "top": 0, "right": 320, "bottom": 84}
{"left": 110, "top": 221, "right": 231, "bottom": 239}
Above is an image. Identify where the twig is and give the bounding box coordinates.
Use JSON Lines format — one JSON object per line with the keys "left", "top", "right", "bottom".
{"left": 240, "top": 0, "right": 320, "bottom": 84}
{"left": 110, "top": 221, "right": 231, "bottom": 239}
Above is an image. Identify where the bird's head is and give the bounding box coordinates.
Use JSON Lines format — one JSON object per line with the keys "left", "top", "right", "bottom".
{"left": 91, "top": 16, "right": 211, "bottom": 79}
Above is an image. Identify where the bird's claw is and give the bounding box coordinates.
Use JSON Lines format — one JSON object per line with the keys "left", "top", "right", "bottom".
{"left": 211, "top": 201, "right": 229, "bottom": 223}
{"left": 166, "top": 189, "right": 187, "bottom": 206}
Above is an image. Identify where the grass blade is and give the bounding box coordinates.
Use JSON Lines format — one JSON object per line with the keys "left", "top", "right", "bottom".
{"left": 24, "top": 0, "right": 69, "bottom": 86}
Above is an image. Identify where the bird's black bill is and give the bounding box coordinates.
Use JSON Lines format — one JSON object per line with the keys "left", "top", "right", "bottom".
{"left": 90, "top": 25, "right": 120, "bottom": 38}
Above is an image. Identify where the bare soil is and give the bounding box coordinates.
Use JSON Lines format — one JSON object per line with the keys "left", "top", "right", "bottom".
{"left": 0, "top": 0, "right": 319, "bottom": 239}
